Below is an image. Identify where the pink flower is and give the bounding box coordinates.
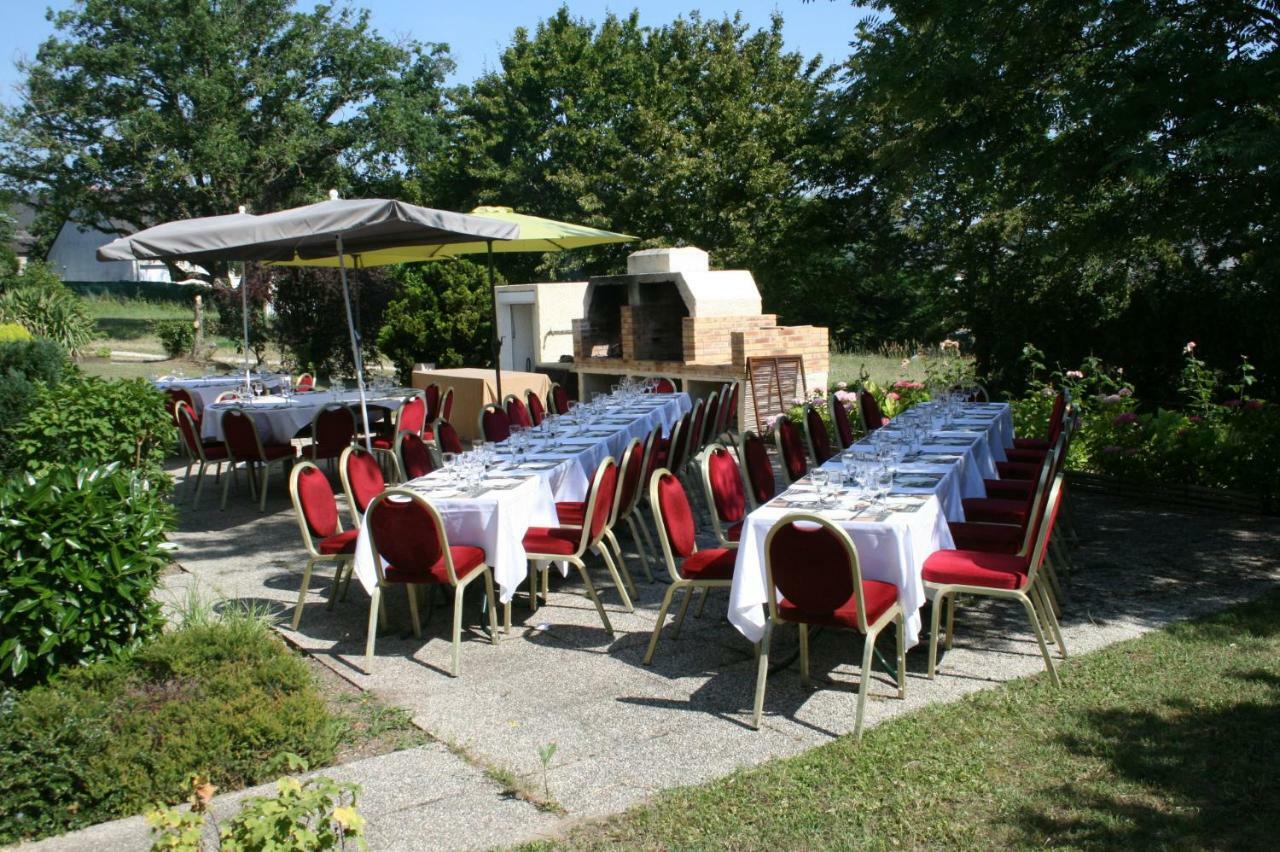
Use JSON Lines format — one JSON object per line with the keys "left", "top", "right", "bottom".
{"left": 1118, "top": 387, "right": 1133, "bottom": 398}
{"left": 1065, "top": 370, "right": 1083, "bottom": 379}
{"left": 1103, "top": 394, "right": 1122, "bottom": 404}
{"left": 1102, "top": 445, "right": 1123, "bottom": 454}
{"left": 1112, "top": 412, "right": 1139, "bottom": 427}
{"left": 1245, "top": 399, "right": 1264, "bottom": 410}
{"left": 886, "top": 392, "right": 901, "bottom": 402}
{"left": 834, "top": 390, "right": 857, "bottom": 407}
{"left": 1184, "top": 341, "right": 1197, "bottom": 354}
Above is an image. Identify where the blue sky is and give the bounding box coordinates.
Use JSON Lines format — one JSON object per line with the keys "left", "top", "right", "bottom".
{"left": 0, "top": 2, "right": 878, "bottom": 105}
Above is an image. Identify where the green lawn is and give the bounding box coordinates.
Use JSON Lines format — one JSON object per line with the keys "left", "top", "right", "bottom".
{"left": 534, "top": 589, "right": 1280, "bottom": 849}
{"left": 829, "top": 350, "right": 931, "bottom": 390}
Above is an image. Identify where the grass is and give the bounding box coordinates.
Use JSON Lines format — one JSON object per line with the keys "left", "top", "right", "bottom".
{"left": 829, "top": 350, "right": 931, "bottom": 390}
{"left": 532, "top": 588, "right": 1280, "bottom": 849}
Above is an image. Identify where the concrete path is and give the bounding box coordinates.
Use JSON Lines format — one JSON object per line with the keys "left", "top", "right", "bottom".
{"left": 25, "top": 459, "right": 1280, "bottom": 850}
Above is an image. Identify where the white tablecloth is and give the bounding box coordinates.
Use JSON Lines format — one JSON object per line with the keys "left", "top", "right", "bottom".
{"left": 726, "top": 401, "right": 1015, "bottom": 648}
{"left": 200, "top": 389, "right": 417, "bottom": 444}
{"left": 352, "top": 473, "right": 559, "bottom": 605}
{"left": 155, "top": 374, "right": 282, "bottom": 411}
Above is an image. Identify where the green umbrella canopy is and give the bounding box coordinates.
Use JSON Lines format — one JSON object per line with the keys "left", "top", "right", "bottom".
{"left": 267, "top": 206, "right": 636, "bottom": 268}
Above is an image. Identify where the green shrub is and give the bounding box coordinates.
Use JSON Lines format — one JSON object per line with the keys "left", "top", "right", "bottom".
{"left": 0, "top": 262, "right": 95, "bottom": 354}
{"left": 6, "top": 375, "right": 172, "bottom": 483}
{"left": 0, "top": 609, "right": 343, "bottom": 844}
{"left": 0, "top": 322, "right": 31, "bottom": 342}
{"left": 0, "top": 464, "right": 172, "bottom": 689}
{"left": 154, "top": 319, "right": 195, "bottom": 358}
{"left": 0, "top": 340, "right": 72, "bottom": 466}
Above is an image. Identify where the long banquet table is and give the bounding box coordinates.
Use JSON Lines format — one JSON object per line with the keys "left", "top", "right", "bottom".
{"left": 200, "top": 388, "right": 421, "bottom": 444}
{"left": 155, "top": 373, "right": 283, "bottom": 411}
{"left": 727, "top": 401, "right": 1015, "bottom": 648}
{"left": 351, "top": 392, "right": 692, "bottom": 603}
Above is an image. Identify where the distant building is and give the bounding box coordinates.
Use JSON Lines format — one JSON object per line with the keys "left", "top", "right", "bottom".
{"left": 4, "top": 203, "right": 172, "bottom": 283}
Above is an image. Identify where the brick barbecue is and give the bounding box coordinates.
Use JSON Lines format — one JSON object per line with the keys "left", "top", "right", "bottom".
{"left": 566, "top": 247, "right": 828, "bottom": 419}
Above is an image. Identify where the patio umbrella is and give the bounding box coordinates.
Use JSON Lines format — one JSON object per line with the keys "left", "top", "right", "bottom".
{"left": 271, "top": 206, "right": 636, "bottom": 398}
{"left": 97, "top": 196, "right": 517, "bottom": 449}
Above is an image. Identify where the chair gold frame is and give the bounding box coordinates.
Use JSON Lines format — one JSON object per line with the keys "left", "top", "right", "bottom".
{"left": 287, "top": 462, "right": 355, "bottom": 630}
{"left": 753, "top": 512, "right": 907, "bottom": 736}
{"left": 219, "top": 406, "right": 295, "bottom": 512}
{"left": 802, "top": 402, "right": 834, "bottom": 466}
{"left": 699, "top": 443, "right": 745, "bottom": 549}
{"left": 338, "top": 444, "right": 384, "bottom": 528}
{"left": 772, "top": 414, "right": 809, "bottom": 484}
{"left": 175, "top": 401, "right": 225, "bottom": 510}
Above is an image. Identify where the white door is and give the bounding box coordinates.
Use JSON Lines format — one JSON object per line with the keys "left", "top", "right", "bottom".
{"left": 507, "top": 303, "right": 536, "bottom": 372}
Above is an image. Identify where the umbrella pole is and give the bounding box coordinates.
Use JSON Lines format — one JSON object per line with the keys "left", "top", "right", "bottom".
{"left": 336, "top": 237, "right": 374, "bottom": 452}
{"left": 240, "top": 262, "right": 251, "bottom": 387}
{"left": 488, "top": 240, "right": 502, "bottom": 401}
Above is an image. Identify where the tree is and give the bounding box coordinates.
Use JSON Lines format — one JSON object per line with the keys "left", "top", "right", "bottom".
{"left": 430, "top": 9, "right": 835, "bottom": 298}
{"left": 377, "top": 260, "right": 504, "bottom": 383}
{"left": 836, "top": 1, "right": 1280, "bottom": 394}
{"left": 0, "top": 0, "right": 452, "bottom": 257}
{"left": 270, "top": 265, "right": 397, "bottom": 378}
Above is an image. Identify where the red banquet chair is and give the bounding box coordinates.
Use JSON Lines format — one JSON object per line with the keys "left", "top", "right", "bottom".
{"left": 700, "top": 443, "right": 746, "bottom": 548}
{"left": 373, "top": 395, "right": 426, "bottom": 451}
{"left": 548, "top": 383, "right": 570, "bottom": 415}
{"left": 773, "top": 414, "right": 809, "bottom": 484}
{"left": 479, "top": 403, "right": 511, "bottom": 443}
{"left": 422, "top": 383, "right": 442, "bottom": 429}
{"left": 665, "top": 409, "right": 695, "bottom": 480}
{"left": 295, "top": 373, "right": 315, "bottom": 392}
{"left": 803, "top": 402, "right": 835, "bottom": 465}
{"left": 303, "top": 403, "right": 356, "bottom": 466}
{"left": 288, "top": 462, "right": 358, "bottom": 630}
{"left": 859, "top": 390, "right": 890, "bottom": 432}
{"left": 395, "top": 431, "right": 436, "bottom": 481}
{"left": 505, "top": 394, "right": 533, "bottom": 429}
{"left": 753, "top": 513, "right": 906, "bottom": 736}
{"left": 700, "top": 391, "right": 721, "bottom": 449}
{"left": 439, "top": 386, "right": 455, "bottom": 422}
{"left": 739, "top": 429, "right": 778, "bottom": 508}
{"left": 339, "top": 445, "right": 385, "bottom": 527}
{"left": 520, "top": 458, "right": 629, "bottom": 632}
{"left": 831, "top": 391, "right": 856, "bottom": 449}
{"left": 923, "top": 474, "right": 1069, "bottom": 685}
{"left": 363, "top": 489, "right": 500, "bottom": 675}
{"left": 220, "top": 407, "right": 298, "bottom": 512}
{"left": 651, "top": 377, "right": 677, "bottom": 394}
{"left": 175, "top": 401, "right": 227, "bottom": 510}
{"left": 642, "top": 470, "right": 737, "bottom": 664}
{"left": 525, "top": 389, "right": 546, "bottom": 426}
{"left": 553, "top": 441, "right": 646, "bottom": 588}
{"left": 435, "top": 419, "right": 465, "bottom": 456}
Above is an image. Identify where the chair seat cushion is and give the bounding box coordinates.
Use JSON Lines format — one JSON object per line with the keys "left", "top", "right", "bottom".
{"left": 369, "top": 436, "right": 395, "bottom": 450}
{"left": 1012, "top": 437, "right": 1050, "bottom": 450}
{"left": 996, "top": 460, "right": 1041, "bottom": 480}
{"left": 1005, "top": 447, "right": 1048, "bottom": 464}
{"left": 923, "top": 548, "right": 1029, "bottom": 590}
{"left": 725, "top": 520, "right": 742, "bottom": 542}
{"left": 948, "top": 522, "right": 1023, "bottom": 554}
{"left": 199, "top": 442, "right": 229, "bottom": 460}
{"left": 778, "top": 578, "right": 899, "bottom": 630}
{"left": 962, "top": 497, "right": 1030, "bottom": 525}
{"left": 261, "top": 443, "right": 298, "bottom": 461}
{"left": 678, "top": 547, "right": 736, "bottom": 581}
{"left": 555, "top": 501, "right": 587, "bottom": 527}
{"left": 385, "top": 545, "right": 486, "bottom": 585}
{"left": 522, "top": 526, "right": 582, "bottom": 556}
{"left": 318, "top": 529, "right": 359, "bottom": 555}
{"left": 984, "top": 477, "right": 1033, "bottom": 499}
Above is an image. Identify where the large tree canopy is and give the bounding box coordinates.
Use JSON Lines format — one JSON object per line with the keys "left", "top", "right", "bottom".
{"left": 836, "top": 0, "right": 1280, "bottom": 393}
{"left": 0, "top": 0, "right": 452, "bottom": 244}
{"left": 428, "top": 8, "right": 834, "bottom": 292}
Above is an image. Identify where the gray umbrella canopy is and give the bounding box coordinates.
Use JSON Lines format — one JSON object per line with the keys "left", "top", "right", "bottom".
{"left": 98, "top": 197, "right": 519, "bottom": 450}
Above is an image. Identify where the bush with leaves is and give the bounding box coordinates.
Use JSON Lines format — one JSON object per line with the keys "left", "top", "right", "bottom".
{"left": 0, "top": 464, "right": 172, "bottom": 690}
{"left": 377, "top": 260, "right": 502, "bottom": 383}
{"left": 0, "top": 605, "right": 344, "bottom": 844}
{"left": 270, "top": 265, "right": 396, "bottom": 379}
{"left": 155, "top": 319, "right": 195, "bottom": 358}
{"left": 0, "top": 262, "right": 95, "bottom": 354}
{"left": 0, "top": 339, "right": 72, "bottom": 466}
{"left": 0, "top": 322, "right": 31, "bottom": 342}
{"left": 6, "top": 375, "right": 172, "bottom": 484}
{"left": 211, "top": 267, "right": 272, "bottom": 367}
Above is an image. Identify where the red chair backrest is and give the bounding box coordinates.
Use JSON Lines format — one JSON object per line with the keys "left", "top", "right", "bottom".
{"left": 831, "top": 393, "right": 855, "bottom": 449}
{"left": 397, "top": 396, "right": 427, "bottom": 436}
{"left": 551, "top": 384, "right": 570, "bottom": 415}
{"left": 667, "top": 411, "right": 692, "bottom": 471}
{"left": 707, "top": 445, "right": 746, "bottom": 525}
{"left": 481, "top": 406, "right": 511, "bottom": 442}
{"left": 714, "top": 384, "right": 733, "bottom": 437}
{"left": 437, "top": 420, "right": 464, "bottom": 454}
{"left": 526, "top": 390, "right": 545, "bottom": 425}
{"left": 767, "top": 517, "right": 860, "bottom": 619}
{"left": 175, "top": 402, "right": 204, "bottom": 457}
{"left": 805, "top": 404, "right": 834, "bottom": 463}
{"left": 296, "top": 464, "right": 340, "bottom": 539}
{"left": 723, "top": 383, "right": 738, "bottom": 431}
{"left": 775, "top": 416, "right": 808, "bottom": 482}
{"left": 655, "top": 471, "right": 697, "bottom": 558}
{"left": 424, "top": 384, "right": 441, "bottom": 423}
{"left": 313, "top": 405, "right": 355, "bottom": 457}
{"left": 1047, "top": 391, "right": 1067, "bottom": 442}
{"left": 860, "top": 391, "right": 885, "bottom": 432}
{"left": 296, "top": 373, "right": 315, "bottom": 391}
{"left": 654, "top": 377, "right": 676, "bottom": 394}
{"left": 367, "top": 493, "right": 446, "bottom": 581}
{"left": 741, "top": 431, "right": 777, "bottom": 504}
{"left": 506, "top": 396, "right": 533, "bottom": 429}
{"left": 223, "top": 408, "right": 265, "bottom": 460}
{"left": 440, "top": 387, "right": 455, "bottom": 421}
{"left": 644, "top": 430, "right": 669, "bottom": 487}
{"left": 344, "top": 448, "right": 384, "bottom": 514}
{"left": 616, "top": 438, "right": 645, "bottom": 517}
{"left": 399, "top": 432, "right": 436, "bottom": 479}
{"left": 688, "top": 401, "right": 706, "bottom": 452}
{"left": 702, "top": 393, "right": 720, "bottom": 444}
{"left": 166, "top": 387, "right": 196, "bottom": 422}
{"left": 587, "top": 460, "right": 619, "bottom": 542}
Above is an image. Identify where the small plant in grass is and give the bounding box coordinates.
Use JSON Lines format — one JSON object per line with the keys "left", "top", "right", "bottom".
{"left": 0, "top": 262, "right": 94, "bottom": 354}
{"left": 537, "top": 742, "right": 558, "bottom": 799}
{"left": 155, "top": 319, "right": 195, "bottom": 358}
{"left": 0, "top": 322, "right": 31, "bottom": 342}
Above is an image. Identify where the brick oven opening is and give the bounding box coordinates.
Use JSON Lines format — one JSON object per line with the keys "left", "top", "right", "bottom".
{"left": 625, "top": 280, "right": 688, "bottom": 362}
{"left": 582, "top": 282, "right": 628, "bottom": 357}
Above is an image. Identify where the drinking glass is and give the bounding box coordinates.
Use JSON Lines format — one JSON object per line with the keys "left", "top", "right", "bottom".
{"left": 874, "top": 462, "right": 894, "bottom": 506}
